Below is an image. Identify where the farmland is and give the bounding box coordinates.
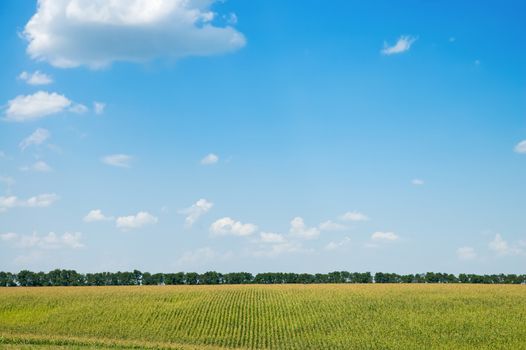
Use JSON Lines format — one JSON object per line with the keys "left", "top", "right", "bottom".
{"left": 1, "top": 285, "right": 525, "bottom": 349}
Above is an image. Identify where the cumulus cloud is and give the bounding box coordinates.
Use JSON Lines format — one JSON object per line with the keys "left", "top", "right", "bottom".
{"left": 381, "top": 35, "right": 417, "bottom": 55}
{"left": 318, "top": 220, "right": 346, "bottom": 231}
{"left": 289, "top": 217, "right": 320, "bottom": 239}
{"left": 69, "top": 103, "right": 88, "bottom": 114}
{"left": 94, "top": 102, "right": 106, "bottom": 115}
{"left": 514, "top": 140, "right": 526, "bottom": 154}
{"left": 325, "top": 237, "right": 351, "bottom": 251}
{"left": 4, "top": 91, "right": 72, "bottom": 122}
{"left": 340, "top": 211, "right": 369, "bottom": 222}
{"left": 116, "top": 211, "right": 158, "bottom": 230}
{"left": 83, "top": 209, "right": 113, "bottom": 222}
{"left": 371, "top": 231, "right": 399, "bottom": 242}
{"left": 19, "top": 128, "right": 51, "bottom": 150}
{"left": 259, "top": 232, "right": 286, "bottom": 243}
{"left": 24, "top": 0, "right": 246, "bottom": 69}
{"left": 3, "top": 231, "right": 84, "bottom": 249}
{"left": 0, "top": 193, "right": 59, "bottom": 212}
{"left": 210, "top": 217, "right": 257, "bottom": 236}
{"left": 18, "top": 71, "right": 53, "bottom": 85}
{"left": 179, "top": 199, "right": 213, "bottom": 228}
{"left": 456, "top": 246, "right": 476, "bottom": 260}
{"left": 201, "top": 153, "right": 219, "bottom": 165}
{"left": 101, "top": 154, "right": 133, "bottom": 168}
{"left": 412, "top": 178, "right": 425, "bottom": 186}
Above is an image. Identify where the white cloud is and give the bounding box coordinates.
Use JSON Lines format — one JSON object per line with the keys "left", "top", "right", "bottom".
{"left": 289, "top": 217, "right": 320, "bottom": 239}
{"left": 0, "top": 232, "right": 18, "bottom": 241}
{"left": 179, "top": 199, "right": 213, "bottom": 228}
{"left": 18, "top": 71, "right": 53, "bottom": 85}
{"left": 24, "top": 0, "right": 246, "bottom": 69}
{"left": 340, "top": 211, "right": 369, "bottom": 222}
{"left": 4, "top": 231, "right": 84, "bottom": 249}
{"left": 5, "top": 91, "right": 72, "bottom": 122}
{"left": 101, "top": 154, "right": 133, "bottom": 168}
{"left": 488, "top": 234, "right": 522, "bottom": 256}
{"left": 514, "top": 140, "right": 526, "bottom": 154}
{"left": 251, "top": 242, "right": 306, "bottom": 258}
{"left": 22, "top": 160, "right": 53, "bottom": 173}
{"left": 318, "top": 220, "right": 346, "bottom": 231}
{"left": 83, "top": 209, "right": 113, "bottom": 222}
{"left": 69, "top": 103, "right": 88, "bottom": 114}
{"left": 210, "top": 217, "right": 257, "bottom": 236}
{"left": 1, "top": 193, "right": 59, "bottom": 212}
{"left": 94, "top": 102, "right": 106, "bottom": 115}
{"left": 325, "top": 237, "right": 351, "bottom": 251}
{"left": 201, "top": 153, "right": 219, "bottom": 165}
{"left": 19, "top": 128, "right": 51, "bottom": 150}
{"left": 457, "top": 247, "right": 476, "bottom": 260}
{"left": 381, "top": 35, "right": 417, "bottom": 55}
{"left": 259, "top": 232, "right": 286, "bottom": 243}
{"left": 116, "top": 211, "right": 158, "bottom": 230}
{"left": 371, "top": 231, "right": 399, "bottom": 242}
{"left": 412, "top": 178, "right": 425, "bottom": 186}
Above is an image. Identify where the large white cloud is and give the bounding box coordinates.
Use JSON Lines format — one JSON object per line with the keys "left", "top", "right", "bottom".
{"left": 116, "top": 211, "right": 158, "bottom": 230}
{"left": 5, "top": 91, "right": 71, "bottom": 122}
{"left": 210, "top": 217, "right": 257, "bottom": 236}
{"left": 24, "top": 0, "right": 246, "bottom": 69}
{"left": 179, "top": 198, "right": 213, "bottom": 228}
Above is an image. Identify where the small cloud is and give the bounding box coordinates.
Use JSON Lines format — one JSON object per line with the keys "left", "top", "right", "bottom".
{"left": 116, "top": 211, "right": 158, "bottom": 230}
{"left": 340, "top": 211, "right": 369, "bottom": 222}
{"left": 83, "top": 209, "right": 113, "bottom": 222}
{"left": 251, "top": 242, "right": 307, "bottom": 257}
{"left": 449, "top": 37, "right": 456, "bottom": 42}
{"left": 318, "top": 220, "right": 346, "bottom": 231}
{"left": 457, "top": 247, "right": 476, "bottom": 260}
{"left": 18, "top": 71, "right": 53, "bottom": 85}
{"left": 474, "top": 59, "right": 481, "bottom": 65}
{"left": 412, "top": 178, "right": 425, "bottom": 186}
{"left": 22, "top": 160, "right": 53, "bottom": 173}
{"left": 371, "top": 231, "right": 399, "bottom": 242}
{"left": 514, "top": 140, "right": 526, "bottom": 154}
{"left": 289, "top": 217, "right": 320, "bottom": 239}
{"left": 381, "top": 35, "right": 417, "bottom": 55}
{"left": 488, "top": 234, "right": 522, "bottom": 256}
{"left": 201, "top": 153, "right": 219, "bottom": 165}
{"left": 101, "top": 154, "right": 133, "bottom": 168}
{"left": 179, "top": 199, "right": 213, "bottom": 228}
{"left": 325, "top": 237, "right": 351, "bottom": 251}
{"left": 19, "top": 128, "right": 50, "bottom": 150}
{"left": 1, "top": 193, "right": 60, "bottom": 211}
{"left": 259, "top": 232, "right": 286, "bottom": 243}
{"left": 93, "top": 102, "right": 106, "bottom": 115}
{"left": 4, "top": 91, "right": 72, "bottom": 122}
{"left": 210, "top": 217, "right": 257, "bottom": 236}
{"left": 69, "top": 103, "right": 88, "bottom": 114}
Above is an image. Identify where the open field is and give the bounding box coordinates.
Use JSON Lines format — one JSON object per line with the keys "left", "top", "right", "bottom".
{"left": 1, "top": 284, "right": 525, "bottom": 349}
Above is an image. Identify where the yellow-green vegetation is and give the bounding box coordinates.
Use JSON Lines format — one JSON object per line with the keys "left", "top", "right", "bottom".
{"left": 1, "top": 284, "right": 525, "bottom": 349}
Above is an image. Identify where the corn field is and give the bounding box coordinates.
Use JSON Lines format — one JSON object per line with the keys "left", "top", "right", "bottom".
{"left": 1, "top": 284, "right": 525, "bottom": 349}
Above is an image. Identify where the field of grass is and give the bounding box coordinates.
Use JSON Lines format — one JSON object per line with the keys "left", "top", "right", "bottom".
{"left": 0, "top": 284, "right": 525, "bottom": 349}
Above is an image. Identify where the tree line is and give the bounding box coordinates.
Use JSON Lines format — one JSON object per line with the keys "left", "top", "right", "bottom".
{"left": 1, "top": 270, "right": 525, "bottom": 286}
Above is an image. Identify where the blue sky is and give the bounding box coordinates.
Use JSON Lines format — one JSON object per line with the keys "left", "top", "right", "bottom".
{"left": 1, "top": 0, "right": 525, "bottom": 274}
